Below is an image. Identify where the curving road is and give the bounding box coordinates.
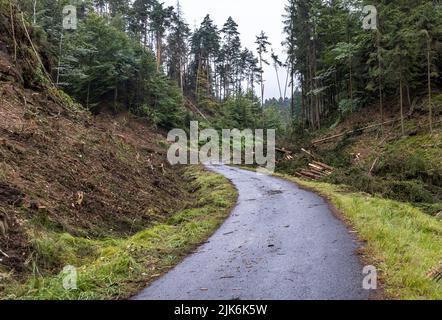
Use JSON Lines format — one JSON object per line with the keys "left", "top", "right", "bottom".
{"left": 134, "top": 165, "right": 369, "bottom": 300}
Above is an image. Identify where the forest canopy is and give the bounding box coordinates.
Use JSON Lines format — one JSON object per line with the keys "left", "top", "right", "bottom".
{"left": 11, "top": 0, "right": 442, "bottom": 133}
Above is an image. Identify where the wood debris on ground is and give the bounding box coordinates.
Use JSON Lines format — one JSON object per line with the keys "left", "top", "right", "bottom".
{"left": 275, "top": 147, "right": 294, "bottom": 161}
{"left": 295, "top": 160, "right": 334, "bottom": 181}
{"left": 276, "top": 147, "right": 334, "bottom": 180}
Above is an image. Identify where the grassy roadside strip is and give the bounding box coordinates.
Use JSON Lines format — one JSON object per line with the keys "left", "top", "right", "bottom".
{"left": 275, "top": 172, "right": 442, "bottom": 300}
{"left": 1, "top": 166, "right": 237, "bottom": 300}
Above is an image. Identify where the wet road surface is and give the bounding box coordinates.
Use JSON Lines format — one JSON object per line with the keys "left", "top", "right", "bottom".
{"left": 134, "top": 165, "right": 369, "bottom": 300}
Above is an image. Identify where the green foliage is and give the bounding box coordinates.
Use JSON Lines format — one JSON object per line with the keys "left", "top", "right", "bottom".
{"left": 386, "top": 180, "right": 434, "bottom": 203}
{"left": 146, "top": 74, "right": 187, "bottom": 128}
{"left": 58, "top": 13, "right": 185, "bottom": 128}
{"left": 321, "top": 132, "right": 442, "bottom": 211}
{"left": 263, "top": 105, "right": 285, "bottom": 134}
{"left": 331, "top": 42, "right": 359, "bottom": 63}
{"left": 15, "top": 1, "right": 293, "bottom": 130}
{"left": 165, "top": 1, "right": 190, "bottom": 85}
{"left": 211, "top": 91, "right": 285, "bottom": 134}
{"left": 283, "top": 0, "right": 442, "bottom": 128}
{"left": 376, "top": 133, "right": 442, "bottom": 186}
{"left": 327, "top": 167, "right": 436, "bottom": 204}
{"left": 222, "top": 94, "right": 259, "bottom": 129}
{"left": 434, "top": 94, "right": 442, "bottom": 113}
{"left": 338, "top": 98, "right": 362, "bottom": 115}
{"left": 62, "top": 14, "right": 139, "bottom": 108}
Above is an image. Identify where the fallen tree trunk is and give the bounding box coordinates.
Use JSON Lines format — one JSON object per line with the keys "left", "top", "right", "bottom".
{"left": 309, "top": 168, "right": 331, "bottom": 177}
{"left": 276, "top": 147, "right": 293, "bottom": 154}
{"left": 301, "top": 148, "right": 317, "bottom": 159}
{"left": 299, "top": 170, "right": 322, "bottom": 180}
{"left": 312, "top": 161, "right": 334, "bottom": 171}
{"left": 295, "top": 172, "right": 316, "bottom": 180}
{"left": 184, "top": 98, "right": 210, "bottom": 123}
{"left": 312, "top": 119, "right": 398, "bottom": 145}
{"left": 308, "top": 163, "right": 327, "bottom": 172}
{"left": 296, "top": 160, "right": 334, "bottom": 181}
{"left": 312, "top": 116, "right": 442, "bottom": 145}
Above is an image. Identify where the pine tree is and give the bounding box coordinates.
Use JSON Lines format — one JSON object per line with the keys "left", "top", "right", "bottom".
{"left": 166, "top": 1, "right": 190, "bottom": 93}
{"left": 271, "top": 51, "right": 283, "bottom": 103}
{"left": 190, "top": 14, "right": 220, "bottom": 100}
{"left": 149, "top": 1, "right": 174, "bottom": 72}
{"left": 255, "top": 31, "right": 271, "bottom": 108}
{"left": 221, "top": 17, "right": 241, "bottom": 98}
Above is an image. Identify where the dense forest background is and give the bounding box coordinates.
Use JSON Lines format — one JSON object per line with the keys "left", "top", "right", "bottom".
{"left": 13, "top": 0, "right": 441, "bottom": 137}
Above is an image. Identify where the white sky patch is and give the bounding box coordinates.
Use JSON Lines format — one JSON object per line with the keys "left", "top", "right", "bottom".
{"left": 163, "top": 0, "right": 289, "bottom": 100}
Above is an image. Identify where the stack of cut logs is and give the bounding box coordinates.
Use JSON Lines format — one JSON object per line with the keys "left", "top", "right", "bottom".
{"left": 295, "top": 161, "right": 334, "bottom": 180}
{"left": 275, "top": 147, "right": 334, "bottom": 180}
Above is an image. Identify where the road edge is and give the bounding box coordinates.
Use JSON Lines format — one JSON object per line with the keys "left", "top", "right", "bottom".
{"left": 235, "top": 166, "right": 385, "bottom": 300}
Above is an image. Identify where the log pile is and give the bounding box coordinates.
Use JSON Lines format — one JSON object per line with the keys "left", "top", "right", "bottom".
{"left": 275, "top": 147, "right": 334, "bottom": 180}
{"left": 275, "top": 148, "right": 294, "bottom": 161}
{"left": 295, "top": 161, "right": 334, "bottom": 180}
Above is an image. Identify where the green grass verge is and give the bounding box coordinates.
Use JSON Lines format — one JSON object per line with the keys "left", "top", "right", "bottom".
{"left": 279, "top": 174, "right": 442, "bottom": 300}
{"left": 0, "top": 166, "right": 237, "bottom": 300}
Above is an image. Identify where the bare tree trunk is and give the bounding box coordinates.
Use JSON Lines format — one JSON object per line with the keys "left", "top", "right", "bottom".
{"left": 406, "top": 84, "right": 411, "bottom": 109}
{"left": 206, "top": 57, "right": 211, "bottom": 95}
{"left": 307, "top": 41, "right": 313, "bottom": 128}
{"left": 179, "top": 58, "right": 184, "bottom": 95}
{"left": 427, "top": 36, "right": 433, "bottom": 134}
{"left": 143, "top": 22, "right": 148, "bottom": 47}
{"left": 377, "top": 30, "right": 384, "bottom": 135}
{"left": 114, "top": 86, "right": 118, "bottom": 112}
{"left": 259, "top": 54, "right": 264, "bottom": 110}
{"left": 56, "top": 33, "right": 63, "bottom": 86}
{"left": 251, "top": 71, "right": 254, "bottom": 95}
{"left": 284, "top": 68, "right": 289, "bottom": 101}
{"left": 9, "top": 0, "right": 17, "bottom": 62}
{"left": 301, "top": 77, "right": 305, "bottom": 126}
{"left": 224, "top": 70, "right": 227, "bottom": 100}
{"left": 86, "top": 81, "right": 91, "bottom": 109}
{"left": 33, "top": 0, "right": 37, "bottom": 24}
{"left": 150, "top": 32, "right": 154, "bottom": 51}
{"left": 400, "top": 72, "right": 405, "bottom": 136}
{"left": 290, "top": 70, "right": 295, "bottom": 120}
{"left": 156, "top": 32, "right": 162, "bottom": 72}
{"left": 195, "top": 57, "right": 201, "bottom": 98}
{"left": 349, "top": 53, "right": 353, "bottom": 109}
{"left": 312, "top": 35, "right": 320, "bottom": 129}
{"left": 274, "top": 64, "right": 283, "bottom": 103}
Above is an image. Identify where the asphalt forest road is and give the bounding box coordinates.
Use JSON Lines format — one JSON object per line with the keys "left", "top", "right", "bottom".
{"left": 134, "top": 165, "right": 369, "bottom": 300}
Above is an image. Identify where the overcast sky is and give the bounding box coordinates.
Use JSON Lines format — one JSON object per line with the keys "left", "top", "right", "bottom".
{"left": 163, "top": 0, "right": 289, "bottom": 100}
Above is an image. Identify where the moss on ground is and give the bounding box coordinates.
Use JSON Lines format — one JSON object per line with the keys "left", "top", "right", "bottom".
{"left": 0, "top": 166, "right": 237, "bottom": 300}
